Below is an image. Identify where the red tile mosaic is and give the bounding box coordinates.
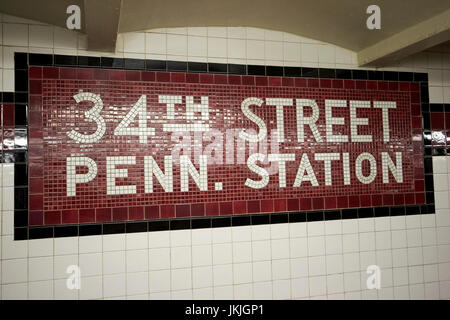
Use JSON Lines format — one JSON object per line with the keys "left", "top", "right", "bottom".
{"left": 26, "top": 66, "right": 425, "bottom": 226}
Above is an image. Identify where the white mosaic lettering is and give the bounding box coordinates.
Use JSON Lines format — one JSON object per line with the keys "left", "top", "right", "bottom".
{"left": 266, "top": 98, "right": 293, "bottom": 143}
{"left": 180, "top": 155, "right": 208, "bottom": 191}
{"left": 239, "top": 97, "right": 267, "bottom": 142}
{"left": 67, "top": 92, "right": 106, "bottom": 143}
{"left": 144, "top": 156, "right": 173, "bottom": 193}
{"left": 381, "top": 152, "right": 403, "bottom": 183}
{"left": 296, "top": 99, "right": 323, "bottom": 143}
{"left": 355, "top": 152, "right": 377, "bottom": 184}
{"left": 106, "top": 156, "right": 137, "bottom": 195}
{"left": 66, "top": 157, "right": 98, "bottom": 196}
{"left": 245, "top": 153, "right": 269, "bottom": 189}
{"left": 374, "top": 101, "right": 396, "bottom": 142}
{"left": 268, "top": 153, "right": 296, "bottom": 188}
{"left": 315, "top": 153, "right": 340, "bottom": 186}
{"left": 350, "top": 100, "right": 372, "bottom": 142}
{"left": 293, "top": 153, "right": 319, "bottom": 187}
{"left": 325, "top": 99, "right": 348, "bottom": 142}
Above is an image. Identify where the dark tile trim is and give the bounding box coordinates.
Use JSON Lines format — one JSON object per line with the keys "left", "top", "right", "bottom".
{"left": 2, "top": 52, "right": 434, "bottom": 240}
{"left": 18, "top": 204, "right": 436, "bottom": 239}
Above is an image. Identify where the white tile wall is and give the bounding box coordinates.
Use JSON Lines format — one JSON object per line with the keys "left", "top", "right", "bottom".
{"left": 1, "top": 13, "right": 450, "bottom": 299}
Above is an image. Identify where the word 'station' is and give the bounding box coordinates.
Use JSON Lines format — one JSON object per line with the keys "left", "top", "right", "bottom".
{"left": 36, "top": 76, "right": 418, "bottom": 217}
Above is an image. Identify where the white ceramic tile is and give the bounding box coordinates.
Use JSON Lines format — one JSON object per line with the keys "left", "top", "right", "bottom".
{"left": 126, "top": 272, "right": 149, "bottom": 295}
{"left": 149, "top": 269, "right": 171, "bottom": 292}
{"left": 28, "top": 238, "right": 53, "bottom": 257}
{"left": 103, "top": 273, "right": 126, "bottom": 298}
{"left": 29, "top": 25, "right": 53, "bottom": 47}
{"left": 3, "top": 23, "right": 28, "bottom": 46}
{"left": 2, "top": 259, "right": 27, "bottom": 284}
{"left": 103, "top": 251, "right": 126, "bottom": 274}
{"left": 170, "top": 268, "right": 191, "bottom": 291}
{"left": 54, "top": 254, "right": 78, "bottom": 279}
{"left": 308, "top": 256, "right": 326, "bottom": 276}
{"left": 126, "top": 249, "right": 148, "bottom": 273}
{"left": 171, "top": 246, "right": 191, "bottom": 269}
{"left": 192, "top": 266, "right": 213, "bottom": 289}
{"left": 79, "top": 253, "right": 102, "bottom": 277}
{"left": 253, "top": 281, "right": 272, "bottom": 299}
{"left": 29, "top": 257, "right": 53, "bottom": 281}
{"left": 2, "top": 283, "right": 28, "bottom": 300}
{"left": 233, "top": 262, "right": 253, "bottom": 284}
{"left": 188, "top": 35, "right": 207, "bottom": 57}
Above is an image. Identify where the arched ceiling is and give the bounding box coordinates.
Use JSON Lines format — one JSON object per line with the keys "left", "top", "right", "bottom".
{"left": 1, "top": 0, "right": 450, "bottom": 66}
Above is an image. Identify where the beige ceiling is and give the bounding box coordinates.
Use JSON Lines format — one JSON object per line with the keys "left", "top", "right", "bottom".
{"left": 1, "top": 0, "right": 450, "bottom": 66}
{"left": 119, "top": 0, "right": 449, "bottom": 51}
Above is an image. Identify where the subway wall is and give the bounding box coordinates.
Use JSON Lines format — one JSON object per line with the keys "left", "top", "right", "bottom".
{"left": 0, "top": 13, "right": 450, "bottom": 299}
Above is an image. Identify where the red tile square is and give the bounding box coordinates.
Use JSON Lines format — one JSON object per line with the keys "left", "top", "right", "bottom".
{"left": 125, "top": 70, "right": 140, "bottom": 81}
{"left": 332, "top": 79, "right": 343, "bottom": 88}
{"left": 355, "top": 80, "right": 366, "bottom": 90}
{"left": 43, "top": 67, "right": 59, "bottom": 79}
{"left": 110, "top": 69, "right": 125, "bottom": 81}
{"left": 415, "top": 192, "right": 425, "bottom": 204}
{"left": 308, "top": 79, "right": 319, "bottom": 88}
{"left": 287, "top": 198, "right": 299, "bottom": 211}
{"left": 214, "top": 74, "right": 228, "bottom": 84}
{"left": 247, "top": 200, "right": 261, "bottom": 213}
{"left": 29, "top": 80, "right": 42, "bottom": 94}
{"left": 431, "top": 113, "right": 445, "bottom": 130}
{"left": 242, "top": 75, "right": 255, "bottom": 85}
{"left": 337, "top": 196, "right": 348, "bottom": 208}
{"left": 282, "top": 77, "right": 294, "bottom": 87}
{"left": 255, "top": 76, "right": 268, "bottom": 86}
{"left": 382, "top": 194, "right": 394, "bottom": 206}
{"left": 261, "top": 199, "right": 274, "bottom": 212}
{"left": 233, "top": 200, "right": 247, "bottom": 214}
{"left": 220, "top": 202, "right": 233, "bottom": 215}
{"left": 112, "top": 207, "right": 128, "bottom": 221}
{"left": 191, "top": 203, "right": 205, "bottom": 216}
{"left": 29, "top": 194, "right": 43, "bottom": 210}
{"left": 29, "top": 211, "right": 43, "bottom": 225}
{"left": 60, "top": 68, "right": 76, "bottom": 79}
{"left": 269, "top": 77, "right": 282, "bottom": 86}
{"left": 76, "top": 68, "right": 93, "bottom": 80}
{"left": 93, "top": 69, "right": 109, "bottom": 80}
{"left": 145, "top": 206, "right": 159, "bottom": 219}
{"left": 176, "top": 204, "right": 190, "bottom": 217}
{"left": 312, "top": 197, "right": 324, "bottom": 210}
{"left": 129, "top": 206, "right": 144, "bottom": 220}
{"left": 299, "top": 198, "right": 312, "bottom": 211}
{"left": 171, "top": 72, "right": 186, "bottom": 83}
{"left": 274, "top": 199, "right": 287, "bottom": 212}
{"left": 62, "top": 209, "right": 78, "bottom": 224}
{"left": 324, "top": 196, "right": 337, "bottom": 209}
{"left": 29, "top": 66, "right": 42, "bottom": 79}
{"left": 156, "top": 72, "right": 170, "bottom": 82}
{"left": 344, "top": 80, "right": 355, "bottom": 89}
{"left": 160, "top": 205, "right": 174, "bottom": 218}
{"left": 186, "top": 73, "right": 199, "bottom": 83}
{"left": 96, "top": 208, "right": 112, "bottom": 222}
{"left": 360, "top": 195, "right": 371, "bottom": 207}
{"left": 348, "top": 196, "right": 359, "bottom": 208}
{"left": 394, "top": 194, "right": 405, "bottom": 205}
{"left": 228, "top": 75, "right": 241, "bottom": 85}
{"left": 200, "top": 74, "right": 214, "bottom": 84}
{"left": 320, "top": 79, "right": 332, "bottom": 88}
{"left": 45, "top": 211, "right": 61, "bottom": 225}
{"left": 205, "top": 202, "right": 219, "bottom": 216}
{"left": 79, "top": 208, "right": 95, "bottom": 223}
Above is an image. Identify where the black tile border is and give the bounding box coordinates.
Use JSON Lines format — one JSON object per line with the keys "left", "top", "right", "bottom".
{"left": 0, "top": 52, "right": 435, "bottom": 240}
